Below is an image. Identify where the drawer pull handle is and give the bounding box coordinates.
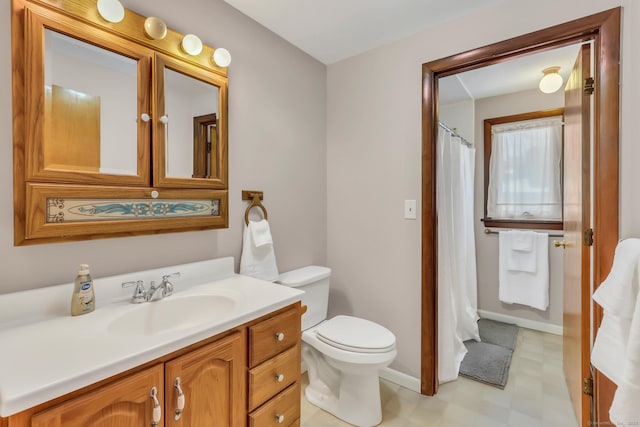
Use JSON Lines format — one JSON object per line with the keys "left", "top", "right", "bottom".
{"left": 150, "top": 386, "right": 161, "bottom": 427}
{"left": 275, "top": 332, "right": 285, "bottom": 342}
{"left": 174, "top": 377, "right": 185, "bottom": 420}
{"left": 275, "top": 373, "right": 285, "bottom": 382}
{"left": 275, "top": 413, "right": 285, "bottom": 423}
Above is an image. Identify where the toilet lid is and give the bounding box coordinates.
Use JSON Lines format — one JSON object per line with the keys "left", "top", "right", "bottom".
{"left": 316, "top": 315, "right": 396, "bottom": 353}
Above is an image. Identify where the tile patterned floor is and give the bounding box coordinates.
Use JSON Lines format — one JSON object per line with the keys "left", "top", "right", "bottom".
{"left": 301, "top": 328, "right": 579, "bottom": 427}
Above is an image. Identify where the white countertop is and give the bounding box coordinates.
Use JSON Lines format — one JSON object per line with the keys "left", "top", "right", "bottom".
{"left": 0, "top": 257, "right": 303, "bottom": 417}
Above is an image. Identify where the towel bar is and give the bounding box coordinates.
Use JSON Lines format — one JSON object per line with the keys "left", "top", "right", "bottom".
{"left": 483, "top": 228, "right": 564, "bottom": 238}
{"left": 242, "top": 190, "right": 268, "bottom": 225}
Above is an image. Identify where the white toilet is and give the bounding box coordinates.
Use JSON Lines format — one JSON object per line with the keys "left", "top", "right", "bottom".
{"left": 277, "top": 266, "right": 397, "bottom": 427}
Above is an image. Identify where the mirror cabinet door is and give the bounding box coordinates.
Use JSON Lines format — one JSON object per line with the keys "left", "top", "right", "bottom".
{"left": 153, "top": 54, "right": 228, "bottom": 189}
{"left": 25, "top": 8, "right": 152, "bottom": 186}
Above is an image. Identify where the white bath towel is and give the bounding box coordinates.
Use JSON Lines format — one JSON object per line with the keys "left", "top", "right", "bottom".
{"left": 239, "top": 220, "right": 279, "bottom": 282}
{"left": 591, "top": 238, "right": 640, "bottom": 426}
{"left": 250, "top": 219, "right": 273, "bottom": 248}
{"left": 498, "top": 231, "right": 549, "bottom": 310}
{"left": 504, "top": 230, "right": 537, "bottom": 273}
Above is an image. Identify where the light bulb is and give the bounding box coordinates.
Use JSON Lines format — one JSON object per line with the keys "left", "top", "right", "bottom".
{"left": 181, "top": 34, "right": 203, "bottom": 56}
{"left": 144, "top": 17, "right": 167, "bottom": 40}
{"left": 97, "top": 0, "right": 125, "bottom": 23}
{"left": 212, "top": 48, "right": 232, "bottom": 67}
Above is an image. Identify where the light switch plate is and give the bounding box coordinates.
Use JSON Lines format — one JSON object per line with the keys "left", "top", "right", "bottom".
{"left": 404, "top": 200, "right": 417, "bottom": 219}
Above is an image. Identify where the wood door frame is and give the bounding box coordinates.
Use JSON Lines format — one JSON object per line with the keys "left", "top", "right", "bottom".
{"left": 421, "top": 7, "right": 620, "bottom": 423}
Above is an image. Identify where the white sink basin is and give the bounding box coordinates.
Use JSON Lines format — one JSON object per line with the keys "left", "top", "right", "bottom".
{"left": 107, "top": 295, "right": 235, "bottom": 336}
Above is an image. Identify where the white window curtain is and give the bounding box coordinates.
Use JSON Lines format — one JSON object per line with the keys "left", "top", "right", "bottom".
{"left": 487, "top": 116, "right": 563, "bottom": 220}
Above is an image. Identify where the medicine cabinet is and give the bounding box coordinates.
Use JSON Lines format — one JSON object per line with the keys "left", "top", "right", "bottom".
{"left": 12, "top": 0, "right": 229, "bottom": 245}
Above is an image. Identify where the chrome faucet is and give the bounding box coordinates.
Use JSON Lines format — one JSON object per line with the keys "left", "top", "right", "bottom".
{"left": 145, "top": 272, "right": 181, "bottom": 302}
{"left": 122, "top": 272, "right": 181, "bottom": 303}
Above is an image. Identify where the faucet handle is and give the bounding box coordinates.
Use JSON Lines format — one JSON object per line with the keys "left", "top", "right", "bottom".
{"left": 122, "top": 280, "right": 146, "bottom": 304}
{"left": 161, "top": 272, "right": 180, "bottom": 297}
{"left": 162, "top": 272, "right": 181, "bottom": 281}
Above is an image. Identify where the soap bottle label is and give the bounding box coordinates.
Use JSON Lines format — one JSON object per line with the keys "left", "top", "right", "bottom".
{"left": 77, "top": 281, "right": 94, "bottom": 311}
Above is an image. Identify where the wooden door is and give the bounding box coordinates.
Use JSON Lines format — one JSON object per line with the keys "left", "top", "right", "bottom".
{"left": 562, "top": 43, "right": 591, "bottom": 427}
{"left": 164, "top": 332, "right": 246, "bottom": 427}
{"left": 31, "top": 364, "right": 164, "bottom": 427}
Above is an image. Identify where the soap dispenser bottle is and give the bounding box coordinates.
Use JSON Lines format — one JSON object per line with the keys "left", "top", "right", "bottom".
{"left": 71, "top": 264, "right": 95, "bottom": 316}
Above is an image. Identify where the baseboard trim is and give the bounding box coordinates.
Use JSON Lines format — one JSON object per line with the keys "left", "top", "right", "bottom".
{"left": 379, "top": 367, "right": 421, "bottom": 393}
{"left": 478, "top": 309, "right": 563, "bottom": 335}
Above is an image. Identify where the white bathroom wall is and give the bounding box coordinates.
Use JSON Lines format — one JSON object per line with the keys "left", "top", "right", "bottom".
{"left": 439, "top": 100, "right": 475, "bottom": 145}
{"left": 474, "top": 88, "right": 564, "bottom": 327}
{"left": 327, "top": 0, "right": 638, "bottom": 378}
{"left": 0, "top": 0, "right": 327, "bottom": 293}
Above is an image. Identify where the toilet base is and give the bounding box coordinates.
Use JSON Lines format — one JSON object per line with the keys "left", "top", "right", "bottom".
{"left": 305, "top": 371, "right": 383, "bottom": 427}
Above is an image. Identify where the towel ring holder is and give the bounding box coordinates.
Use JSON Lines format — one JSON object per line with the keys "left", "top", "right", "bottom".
{"left": 243, "top": 191, "right": 268, "bottom": 225}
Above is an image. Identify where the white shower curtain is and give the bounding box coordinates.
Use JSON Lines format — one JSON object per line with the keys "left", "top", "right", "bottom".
{"left": 436, "top": 127, "right": 480, "bottom": 383}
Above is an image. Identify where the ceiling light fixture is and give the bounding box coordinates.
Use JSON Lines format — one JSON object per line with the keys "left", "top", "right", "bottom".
{"left": 181, "top": 34, "right": 203, "bottom": 56}
{"left": 212, "top": 48, "right": 232, "bottom": 67}
{"left": 539, "top": 66, "right": 563, "bottom": 94}
{"left": 96, "top": 0, "right": 125, "bottom": 23}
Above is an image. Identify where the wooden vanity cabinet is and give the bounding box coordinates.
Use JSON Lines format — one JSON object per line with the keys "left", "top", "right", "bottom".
{"left": 30, "top": 364, "right": 164, "bottom": 427}
{"left": 247, "top": 307, "right": 302, "bottom": 427}
{"left": 16, "top": 332, "right": 245, "bottom": 427}
{"left": 164, "top": 332, "right": 245, "bottom": 426}
{"left": 1, "top": 304, "right": 303, "bottom": 427}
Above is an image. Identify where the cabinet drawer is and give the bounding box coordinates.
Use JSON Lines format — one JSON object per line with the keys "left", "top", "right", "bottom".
{"left": 248, "top": 383, "right": 300, "bottom": 427}
{"left": 249, "top": 345, "right": 299, "bottom": 410}
{"left": 249, "top": 307, "right": 300, "bottom": 367}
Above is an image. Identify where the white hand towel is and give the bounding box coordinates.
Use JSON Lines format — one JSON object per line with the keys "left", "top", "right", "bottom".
{"left": 250, "top": 219, "right": 273, "bottom": 248}
{"left": 498, "top": 231, "right": 549, "bottom": 310}
{"left": 239, "top": 221, "right": 279, "bottom": 282}
{"left": 511, "top": 231, "right": 535, "bottom": 252}
{"left": 591, "top": 238, "right": 640, "bottom": 426}
{"left": 504, "top": 230, "right": 537, "bottom": 273}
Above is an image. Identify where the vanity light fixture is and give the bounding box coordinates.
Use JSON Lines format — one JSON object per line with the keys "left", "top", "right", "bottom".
{"left": 96, "top": 0, "right": 125, "bottom": 23}
{"left": 143, "top": 17, "right": 167, "bottom": 40}
{"left": 539, "top": 66, "right": 563, "bottom": 94}
{"left": 181, "top": 34, "right": 203, "bottom": 56}
{"left": 212, "top": 48, "right": 232, "bottom": 67}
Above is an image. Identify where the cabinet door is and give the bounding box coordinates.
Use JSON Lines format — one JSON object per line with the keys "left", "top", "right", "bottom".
{"left": 165, "top": 332, "right": 246, "bottom": 427}
{"left": 153, "top": 53, "right": 228, "bottom": 190}
{"left": 31, "top": 364, "right": 164, "bottom": 427}
{"left": 24, "top": 6, "right": 152, "bottom": 186}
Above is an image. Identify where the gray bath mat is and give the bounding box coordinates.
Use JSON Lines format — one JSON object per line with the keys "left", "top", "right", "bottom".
{"left": 459, "top": 319, "right": 518, "bottom": 389}
{"left": 477, "top": 318, "right": 518, "bottom": 350}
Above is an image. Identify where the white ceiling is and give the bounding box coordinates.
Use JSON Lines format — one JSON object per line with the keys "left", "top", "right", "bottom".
{"left": 223, "top": 0, "right": 507, "bottom": 64}
{"left": 223, "top": 0, "right": 584, "bottom": 101}
{"left": 439, "top": 43, "right": 583, "bottom": 104}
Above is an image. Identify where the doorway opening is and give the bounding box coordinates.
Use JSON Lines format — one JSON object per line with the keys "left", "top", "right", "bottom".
{"left": 421, "top": 7, "right": 620, "bottom": 427}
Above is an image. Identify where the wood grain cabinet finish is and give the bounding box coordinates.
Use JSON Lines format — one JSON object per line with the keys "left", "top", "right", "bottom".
{"left": 31, "top": 364, "right": 164, "bottom": 427}
{"left": 165, "top": 332, "right": 245, "bottom": 427}
{"left": 249, "top": 308, "right": 301, "bottom": 367}
{"left": 248, "top": 384, "right": 300, "bottom": 427}
{"left": 247, "top": 306, "right": 301, "bottom": 427}
{"left": 1, "top": 304, "right": 302, "bottom": 427}
{"left": 248, "top": 346, "right": 298, "bottom": 410}
{"left": 12, "top": 0, "right": 229, "bottom": 245}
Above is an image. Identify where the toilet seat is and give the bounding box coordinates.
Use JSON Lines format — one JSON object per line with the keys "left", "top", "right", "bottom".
{"left": 315, "top": 315, "right": 396, "bottom": 354}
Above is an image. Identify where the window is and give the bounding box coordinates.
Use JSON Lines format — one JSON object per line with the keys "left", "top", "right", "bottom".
{"left": 483, "top": 109, "right": 564, "bottom": 230}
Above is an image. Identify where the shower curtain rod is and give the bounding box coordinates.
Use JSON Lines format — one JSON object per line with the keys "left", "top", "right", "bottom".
{"left": 439, "top": 122, "right": 473, "bottom": 147}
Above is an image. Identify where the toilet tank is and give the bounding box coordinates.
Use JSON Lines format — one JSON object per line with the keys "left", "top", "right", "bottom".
{"left": 276, "top": 266, "right": 331, "bottom": 331}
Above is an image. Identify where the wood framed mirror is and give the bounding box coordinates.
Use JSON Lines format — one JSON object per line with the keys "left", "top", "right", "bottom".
{"left": 12, "top": 0, "right": 230, "bottom": 245}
